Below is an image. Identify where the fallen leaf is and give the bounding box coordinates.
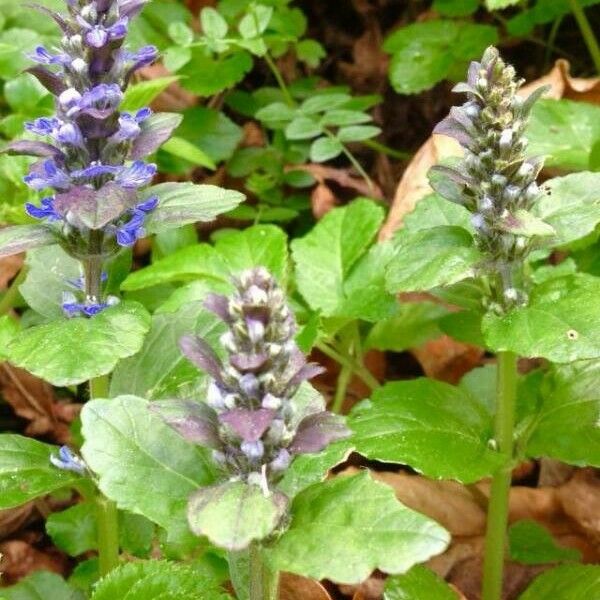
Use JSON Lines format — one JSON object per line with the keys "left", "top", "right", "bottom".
{"left": 279, "top": 572, "right": 332, "bottom": 600}
{"left": 0, "top": 257, "right": 23, "bottom": 291}
{"left": 0, "top": 540, "right": 68, "bottom": 584}
{"left": 311, "top": 183, "right": 338, "bottom": 219}
{"left": 138, "top": 63, "right": 196, "bottom": 112}
{"left": 0, "top": 504, "right": 36, "bottom": 541}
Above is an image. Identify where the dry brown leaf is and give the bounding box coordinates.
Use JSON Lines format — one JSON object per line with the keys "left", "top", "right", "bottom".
{"left": 339, "top": 25, "right": 388, "bottom": 92}
{"left": 279, "top": 572, "right": 332, "bottom": 600}
{"left": 311, "top": 183, "right": 338, "bottom": 219}
{"left": 0, "top": 540, "right": 68, "bottom": 584}
{"left": 0, "top": 257, "right": 23, "bottom": 291}
{"left": 380, "top": 60, "right": 600, "bottom": 240}
{"left": 0, "top": 505, "right": 36, "bottom": 541}
{"left": 138, "top": 63, "right": 196, "bottom": 112}
{"left": 340, "top": 575, "right": 385, "bottom": 599}
{"left": 411, "top": 336, "right": 484, "bottom": 384}
{"left": 241, "top": 122, "right": 266, "bottom": 148}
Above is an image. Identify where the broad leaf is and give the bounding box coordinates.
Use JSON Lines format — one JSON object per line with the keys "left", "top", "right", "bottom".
{"left": 81, "top": 396, "right": 216, "bottom": 539}
{"left": 144, "top": 182, "right": 245, "bottom": 233}
{"left": 0, "top": 224, "right": 56, "bottom": 258}
{"left": 310, "top": 136, "right": 343, "bottom": 162}
{"left": 519, "top": 564, "right": 600, "bottom": 600}
{"left": 0, "top": 434, "right": 81, "bottom": 509}
{"left": 131, "top": 113, "right": 183, "bottom": 160}
{"left": 188, "top": 481, "right": 287, "bottom": 551}
{"left": 46, "top": 502, "right": 97, "bottom": 556}
{"left": 384, "top": 565, "right": 458, "bottom": 599}
{"left": 527, "top": 98, "right": 600, "bottom": 171}
{"left": 526, "top": 360, "right": 600, "bottom": 466}
{"left": 535, "top": 173, "right": 600, "bottom": 246}
{"left": 349, "top": 379, "right": 503, "bottom": 482}
{"left": 403, "top": 193, "right": 473, "bottom": 233}
{"left": 387, "top": 226, "right": 481, "bottom": 293}
{"left": 110, "top": 301, "right": 225, "bottom": 399}
{"left": 90, "top": 561, "right": 229, "bottom": 600}
{"left": 291, "top": 199, "right": 384, "bottom": 316}
{"left": 121, "top": 77, "right": 179, "bottom": 111}
{"left": 269, "top": 472, "right": 450, "bottom": 583}
{"left": 6, "top": 301, "right": 151, "bottom": 386}
{"left": 483, "top": 274, "right": 600, "bottom": 362}
{"left": 1, "top": 571, "right": 84, "bottom": 600}
{"left": 508, "top": 520, "right": 581, "bottom": 565}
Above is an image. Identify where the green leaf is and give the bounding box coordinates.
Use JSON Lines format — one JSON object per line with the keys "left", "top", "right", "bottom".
{"left": 349, "top": 378, "right": 503, "bottom": 482}
{"left": 508, "top": 520, "right": 581, "bottom": 565}
{"left": 485, "top": 0, "right": 520, "bottom": 8}
{"left": 387, "top": 226, "right": 480, "bottom": 293}
{"left": 285, "top": 116, "right": 322, "bottom": 140}
{"left": 238, "top": 5, "right": 273, "bottom": 38}
{"left": 269, "top": 472, "right": 450, "bottom": 583}
{"left": 527, "top": 99, "right": 600, "bottom": 172}
{"left": 200, "top": 7, "right": 228, "bottom": 39}
{"left": 500, "top": 209, "right": 555, "bottom": 238}
{"left": 161, "top": 137, "right": 217, "bottom": 170}
{"left": 384, "top": 21, "right": 498, "bottom": 94}
{"left": 0, "top": 434, "right": 81, "bottom": 510}
{"left": 0, "top": 28, "right": 43, "bottom": 79}
{"left": 121, "top": 77, "right": 179, "bottom": 111}
{"left": 0, "top": 315, "right": 19, "bottom": 360}
{"left": 291, "top": 199, "right": 384, "bottom": 316}
{"left": 301, "top": 93, "right": 351, "bottom": 114}
{"left": 255, "top": 102, "right": 296, "bottom": 125}
{"left": 518, "top": 564, "right": 600, "bottom": 600}
{"left": 404, "top": 193, "right": 473, "bottom": 233}
{"left": 1, "top": 571, "right": 84, "bottom": 600}
{"left": 526, "top": 360, "right": 600, "bottom": 466}
{"left": 320, "top": 109, "right": 372, "bottom": 127}
{"left": 46, "top": 502, "right": 97, "bottom": 556}
{"left": 365, "top": 301, "right": 449, "bottom": 352}
{"left": 4, "top": 73, "right": 48, "bottom": 112}
{"left": 384, "top": 565, "right": 458, "bottom": 599}
{"left": 337, "top": 125, "right": 381, "bottom": 142}
{"left": 0, "top": 224, "right": 57, "bottom": 258}
{"left": 438, "top": 309, "right": 485, "bottom": 346}
{"left": 296, "top": 39, "right": 326, "bottom": 67}
{"left": 534, "top": 173, "right": 600, "bottom": 246}
{"left": 110, "top": 302, "right": 225, "bottom": 399}
{"left": 6, "top": 301, "right": 151, "bottom": 387}
{"left": 188, "top": 481, "right": 286, "bottom": 550}
{"left": 309, "top": 136, "right": 343, "bottom": 162}
{"left": 179, "top": 50, "right": 253, "bottom": 96}
{"left": 119, "top": 512, "right": 155, "bottom": 558}
{"left": 144, "top": 182, "right": 245, "bottom": 233}
{"left": 482, "top": 274, "right": 600, "bottom": 362}
{"left": 433, "top": 0, "right": 479, "bottom": 17}
{"left": 81, "top": 396, "right": 216, "bottom": 539}
{"left": 91, "top": 561, "right": 229, "bottom": 600}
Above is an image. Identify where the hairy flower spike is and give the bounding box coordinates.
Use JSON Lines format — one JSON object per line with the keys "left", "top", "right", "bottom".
{"left": 153, "top": 268, "right": 350, "bottom": 491}
{"left": 433, "top": 46, "right": 551, "bottom": 311}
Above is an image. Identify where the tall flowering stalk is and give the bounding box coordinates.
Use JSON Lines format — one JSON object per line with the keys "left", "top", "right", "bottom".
{"left": 5, "top": 0, "right": 180, "bottom": 316}
{"left": 433, "top": 47, "right": 549, "bottom": 600}
{"left": 153, "top": 267, "right": 349, "bottom": 599}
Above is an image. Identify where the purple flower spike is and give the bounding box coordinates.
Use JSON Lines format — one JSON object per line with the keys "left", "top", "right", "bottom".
{"left": 50, "top": 446, "right": 87, "bottom": 474}
{"left": 75, "top": 84, "right": 123, "bottom": 119}
{"left": 219, "top": 408, "right": 275, "bottom": 442}
{"left": 115, "top": 161, "right": 157, "bottom": 188}
{"left": 25, "top": 197, "right": 61, "bottom": 221}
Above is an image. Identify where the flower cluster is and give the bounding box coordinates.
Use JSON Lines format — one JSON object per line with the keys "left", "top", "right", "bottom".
{"left": 6, "top": 0, "right": 180, "bottom": 315}
{"left": 153, "top": 267, "right": 349, "bottom": 494}
{"left": 432, "top": 46, "right": 550, "bottom": 311}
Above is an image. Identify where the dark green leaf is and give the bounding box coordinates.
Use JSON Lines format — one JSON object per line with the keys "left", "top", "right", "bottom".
{"left": 509, "top": 520, "right": 581, "bottom": 565}
{"left": 384, "top": 565, "right": 458, "bottom": 599}
{"left": 1, "top": 571, "right": 84, "bottom": 600}
{"left": 518, "top": 564, "right": 600, "bottom": 599}
{"left": 121, "top": 77, "right": 179, "bottom": 111}
{"left": 46, "top": 502, "right": 97, "bottom": 556}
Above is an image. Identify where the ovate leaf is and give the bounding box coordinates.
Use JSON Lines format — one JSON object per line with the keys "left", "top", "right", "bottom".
{"left": 145, "top": 182, "right": 245, "bottom": 232}
{"left": 349, "top": 378, "right": 503, "bottom": 482}
{"left": 46, "top": 502, "right": 97, "bottom": 556}
{"left": 269, "top": 472, "right": 450, "bottom": 583}
{"left": 6, "top": 302, "right": 151, "bottom": 386}
{"left": 508, "top": 520, "right": 581, "bottom": 565}
{"left": 384, "top": 565, "right": 458, "bottom": 599}
{"left": 519, "top": 564, "right": 600, "bottom": 600}
{"left": 81, "top": 396, "right": 216, "bottom": 539}
{"left": 188, "top": 481, "right": 287, "bottom": 551}
{"left": 0, "top": 224, "right": 56, "bottom": 258}
{"left": 1, "top": 571, "right": 84, "bottom": 600}
{"left": 483, "top": 274, "right": 600, "bottom": 362}
{"left": 121, "top": 77, "right": 179, "bottom": 111}
{"left": 0, "top": 434, "right": 81, "bottom": 509}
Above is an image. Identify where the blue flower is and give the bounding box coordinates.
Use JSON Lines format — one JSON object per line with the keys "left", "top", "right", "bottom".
{"left": 111, "top": 107, "right": 152, "bottom": 142}
{"left": 25, "top": 117, "right": 62, "bottom": 137}
{"left": 76, "top": 16, "right": 129, "bottom": 48}
{"left": 121, "top": 45, "right": 159, "bottom": 70}
{"left": 23, "top": 159, "right": 71, "bottom": 191}
{"left": 28, "top": 46, "right": 70, "bottom": 66}
{"left": 115, "top": 195, "right": 158, "bottom": 247}
{"left": 65, "top": 84, "right": 122, "bottom": 118}
{"left": 71, "top": 162, "right": 120, "bottom": 179}
{"left": 67, "top": 272, "right": 108, "bottom": 290}
{"left": 25, "top": 197, "right": 62, "bottom": 221}
{"left": 56, "top": 123, "right": 84, "bottom": 147}
{"left": 115, "top": 160, "right": 157, "bottom": 188}
{"left": 50, "top": 446, "right": 87, "bottom": 475}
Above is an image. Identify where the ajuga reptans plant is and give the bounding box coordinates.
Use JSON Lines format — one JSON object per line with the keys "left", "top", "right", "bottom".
{"left": 1, "top": 0, "right": 175, "bottom": 315}
{"left": 432, "top": 46, "right": 550, "bottom": 314}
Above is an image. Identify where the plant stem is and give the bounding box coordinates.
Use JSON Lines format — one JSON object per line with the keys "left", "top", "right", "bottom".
{"left": 96, "top": 493, "right": 120, "bottom": 576}
{"left": 331, "top": 326, "right": 355, "bottom": 414}
{"left": 264, "top": 52, "right": 294, "bottom": 107}
{"left": 249, "top": 542, "right": 279, "bottom": 600}
{"left": 569, "top": 0, "right": 600, "bottom": 74}
{"left": 362, "top": 139, "right": 412, "bottom": 161}
{"left": 316, "top": 341, "right": 380, "bottom": 391}
{"left": 0, "top": 267, "right": 27, "bottom": 316}
{"left": 481, "top": 351, "right": 518, "bottom": 600}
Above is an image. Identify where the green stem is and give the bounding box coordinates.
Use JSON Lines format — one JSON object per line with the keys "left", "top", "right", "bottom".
{"left": 316, "top": 341, "right": 380, "bottom": 391}
{"left": 569, "top": 0, "right": 600, "bottom": 74}
{"left": 0, "top": 267, "right": 27, "bottom": 316}
{"left": 249, "top": 542, "right": 279, "bottom": 600}
{"left": 96, "top": 494, "right": 120, "bottom": 576}
{"left": 264, "top": 52, "right": 294, "bottom": 107}
{"left": 331, "top": 326, "right": 355, "bottom": 414}
{"left": 482, "top": 351, "right": 518, "bottom": 600}
{"left": 362, "top": 139, "right": 412, "bottom": 161}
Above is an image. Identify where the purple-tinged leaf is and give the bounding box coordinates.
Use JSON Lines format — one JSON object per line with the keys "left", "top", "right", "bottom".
{"left": 150, "top": 399, "right": 222, "bottom": 449}
{"left": 3, "top": 140, "right": 64, "bottom": 159}
{"left": 467, "top": 60, "right": 480, "bottom": 87}
{"left": 0, "top": 225, "right": 57, "bottom": 258}
{"left": 429, "top": 165, "right": 472, "bottom": 205}
{"left": 28, "top": 3, "right": 72, "bottom": 33}
{"left": 54, "top": 183, "right": 137, "bottom": 229}
{"left": 521, "top": 85, "right": 550, "bottom": 117}
{"left": 25, "top": 67, "right": 66, "bottom": 96}
{"left": 433, "top": 115, "right": 472, "bottom": 147}
{"left": 120, "top": 0, "right": 149, "bottom": 18}
{"left": 289, "top": 411, "right": 350, "bottom": 455}
{"left": 288, "top": 363, "right": 326, "bottom": 390}
{"left": 230, "top": 352, "right": 268, "bottom": 372}
{"left": 219, "top": 408, "right": 275, "bottom": 442}
{"left": 179, "top": 334, "right": 223, "bottom": 381}
{"left": 130, "top": 113, "right": 182, "bottom": 160}
{"left": 204, "top": 293, "right": 231, "bottom": 322}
